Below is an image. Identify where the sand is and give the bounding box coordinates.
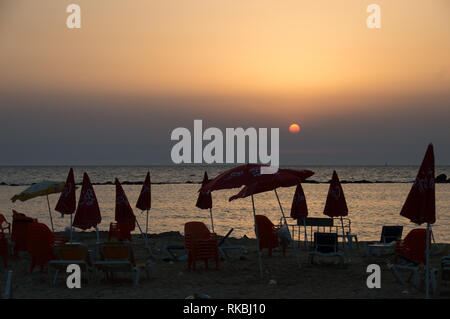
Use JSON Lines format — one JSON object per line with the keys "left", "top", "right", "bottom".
{"left": 1, "top": 231, "right": 449, "bottom": 299}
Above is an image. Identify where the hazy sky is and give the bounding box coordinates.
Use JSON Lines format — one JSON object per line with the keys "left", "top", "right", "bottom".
{"left": 0, "top": 0, "right": 449, "bottom": 165}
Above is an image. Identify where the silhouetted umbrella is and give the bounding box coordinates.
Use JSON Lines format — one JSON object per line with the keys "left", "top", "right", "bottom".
{"left": 11, "top": 180, "right": 65, "bottom": 232}
{"left": 196, "top": 172, "right": 214, "bottom": 232}
{"left": 55, "top": 168, "right": 76, "bottom": 242}
{"left": 136, "top": 172, "right": 152, "bottom": 254}
{"left": 323, "top": 171, "right": 348, "bottom": 252}
{"left": 290, "top": 183, "right": 309, "bottom": 248}
{"left": 400, "top": 143, "right": 435, "bottom": 298}
{"left": 73, "top": 173, "right": 102, "bottom": 241}
{"left": 229, "top": 169, "right": 314, "bottom": 273}
{"left": 115, "top": 178, "right": 136, "bottom": 228}
{"left": 201, "top": 164, "right": 265, "bottom": 193}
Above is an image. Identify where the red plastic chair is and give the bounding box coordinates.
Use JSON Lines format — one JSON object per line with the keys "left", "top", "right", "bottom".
{"left": 394, "top": 228, "right": 431, "bottom": 265}
{"left": 184, "top": 222, "right": 219, "bottom": 271}
{"left": 27, "top": 223, "right": 55, "bottom": 273}
{"left": 108, "top": 222, "right": 132, "bottom": 242}
{"left": 0, "top": 232, "right": 8, "bottom": 267}
{"left": 255, "top": 215, "right": 282, "bottom": 257}
{"left": 0, "top": 214, "right": 11, "bottom": 234}
{"left": 11, "top": 210, "right": 36, "bottom": 257}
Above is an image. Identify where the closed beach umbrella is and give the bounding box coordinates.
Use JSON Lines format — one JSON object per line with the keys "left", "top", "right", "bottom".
{"left": 73, "top": 173, "right": 102, "bottom": 241}
{"left": 135, "top": 172, "right": 152, "bottom": 254}
{"left": 323, "top": 171, "right": 348, "bottom": 250}
{"left": 196, "top": 172, "right": 214, "bottom": 232}
{"left": 115, "top": 178, "right": 136, "bottom": 228}
{"left": 400, "top": 143, "right": 435, "bottom": 298}
{"left": 55, "top": 168, "right": 77, "bottom": 242}
{"left": 11, "top": 180, "right": 65, "bottom": 232}
{"left": 290, "top": 184, "right": 309, "bottom": 248}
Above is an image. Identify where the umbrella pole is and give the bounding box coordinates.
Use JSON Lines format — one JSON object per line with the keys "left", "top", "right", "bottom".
{"left": 303, "top": 218, "right": 308, "bottom": 250}
{"left": 95, "top": 226, "right": 100, "bottom": 243}
{"left": 340, "top": 217, "right": 348, "bottom": 260}
{"left": 274, "top": 189, "right": 301, "bottom": 270}
{"left": 209, "top": 208, "right": 215, "bottom": 233}
{"left": 251, "top": 194, "right": 264, "bottom": 279}
{"left": 426, "top": 223, "right": 431, "bottom": 299}
{"left": 46, "top": 195, "right": 55, "bottom": 232}
{"left": 70, "top": 214, "right": 73, "bottom": 243}
{"left": 136, "top": 219, "right": 152, "bottom": 255}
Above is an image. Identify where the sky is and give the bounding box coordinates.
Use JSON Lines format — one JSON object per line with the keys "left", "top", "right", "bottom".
{"left": 0, "top": 0, "right": 449, "bottom": 165}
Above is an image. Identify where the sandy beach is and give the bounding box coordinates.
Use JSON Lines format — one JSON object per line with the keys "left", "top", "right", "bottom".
{"left": 2, "top": 231, "right": 449, "bottom": 299}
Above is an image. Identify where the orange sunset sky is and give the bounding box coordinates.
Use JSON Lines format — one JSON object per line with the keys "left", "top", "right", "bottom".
{"left": 0, "top": 0, "right": 449, "bottom": 165}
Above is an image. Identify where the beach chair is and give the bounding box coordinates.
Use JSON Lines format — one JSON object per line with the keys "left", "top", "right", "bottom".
{"left": 27, "top": 223, "right": 55, "bottom": 273}
{"left": 48, "top": 243, "right": 93, "bottom": 286}
{"left": 94, "top": 242, "right": 150, "bottom": 285}
{"left": 0, "top": 214, "right": 11, "bottom": 235}
{"left": 366, "top": 226, "right": 403, "bottom": 262}
{"left": 308, "top": 232, "right": 344, "bottom": 265}
{"left": 11, "top": 211, "right": 36, "bottom": 257}
{"left": 184, "top": 222, "right": 219, "bottom": 271}
{"left": 255, "top": 215, "right": 282, "bottom": 257}
{"left": 388, "top": 228, "right": 436, "bottom": 291}
{"left": 108, "top": 222, "right": 132, "bottom": 242}
{"left": 0, "top": 233, "right": 8, "bottom": 267}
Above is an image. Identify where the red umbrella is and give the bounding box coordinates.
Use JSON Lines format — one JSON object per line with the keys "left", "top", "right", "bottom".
{"left": 228, "top": 168, "right": 314, "bottom": 275}
{"left": 201, "top": 164, "right": 266, "bottom": 193}
{"left": 55, "top": 168, "right": 76, "bottom": 242}
{"left": 290, "top": 184, "right": 308, "bottom": 220}
{"left": 135, "top": 172, "right": 152, "bottom": 254}
{"left": 400, "top": 144, "right": 435, "bottom": 225}
{"left": 73, "top": 173, "right": 102, "bottom": 240}
{"left": 196, "top": 172, "right": 214, "bottom": 232}
{"left": 323, "top": 171, "right": 348, "bottom": 252}
{"left": 323, "top": 171, "right": 348, "bottom": 218}
{"left": 291, "top": 183, "right": 309, "bottom": 248}
{"left": 115, "top": 178, "right": 136, "bottom": 230}
{"left": 136, "top": 172, "right": 151, "bottom": 211}
{"left": 399, "top": 143, "right": 435, "bottom": 298}
{"left": 55, "top": 168, "right": 76, "bottom": 215}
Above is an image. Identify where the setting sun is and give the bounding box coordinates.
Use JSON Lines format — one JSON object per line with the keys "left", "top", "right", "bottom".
{"left": 289, "top": 123, "right": 301, "bottom": 134}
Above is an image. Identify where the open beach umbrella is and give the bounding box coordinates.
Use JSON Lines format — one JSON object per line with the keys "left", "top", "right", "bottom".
{"left": 323, "top": 171, "right": 348, "bottom": 251}
{"left": 196, "top": 172, "right": 214, "bottom": 232}
{"left": 399, "top": 143, "right": 435, "bottom": 298}
{"left": 290, "top": 184, "right": 309, "bottom": 248}
{"left": 55, "top": 168, "right": 77, "bottom": 242}
{"left": 229, "top": 169, "right": 314, "bottom": 273}
{"left": 201, "top": 164, "right": 265, "bottom": 193}
{"left": 73, "top": 173, "right": 102, "bottom": 241}
{"left": 11, "top": 180, "right": 65, "bottom": 232}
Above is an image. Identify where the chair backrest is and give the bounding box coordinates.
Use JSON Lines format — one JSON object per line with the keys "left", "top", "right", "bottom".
{"left": 314, "top": 232, "right": 338, "bottom": 254}
{"left": 397, "top": 228, "right": 431, "bottom": 265}
{"left": 57, "top": 243, "right": 91, "bottom": 264}
{"left": 184, "top": 222, "right": 212, "bottom": 250}
{"left": 380, "top": 226, "right": 403, "bottom": 243}
{"left": 99, "top": 242, "right": 135, "bottom": 264}
{"left": 255, "top": 215, "right": 276, "bottom": 236}
{"left": 27, "top": 223, "right": 55, "bottom": 256}
{"left": 297, "top": 217, "right": 334, "bottom": 227}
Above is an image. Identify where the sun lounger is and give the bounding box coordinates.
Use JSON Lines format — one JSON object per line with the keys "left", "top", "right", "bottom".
{"left": 366, "top": 225, "right": 403, "bottom": 262}
{"left": 94, "top": 242, "right": 150, "bottom": 285}
{"left": 308, "top": 232, "right": 345, "bottom": 265}
{"left": 48, "top": 243, "right": 94, "bottom": 286}
{"left": 388, "top": 228, "right": 437, "bottom": 292}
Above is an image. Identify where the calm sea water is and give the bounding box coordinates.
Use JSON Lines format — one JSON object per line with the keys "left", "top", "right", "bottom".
{"left": 0, "top": 165, "right": 449, "bottom": 242}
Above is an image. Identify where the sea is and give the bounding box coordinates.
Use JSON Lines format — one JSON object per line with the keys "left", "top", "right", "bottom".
{"left": 0, "top": 165, "right": 449, "bottom": 242}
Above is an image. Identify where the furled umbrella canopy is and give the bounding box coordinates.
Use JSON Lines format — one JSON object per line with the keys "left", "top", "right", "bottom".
{"left": 72, "top": 173, "right": 102, "bottom": 230}
{"left": 55, "top": 168, "right": 76, "bottom": 215}
{"left": 400, "top": 143, "right": 435, "bottom": 225}
{"left": 136, "top": 172, "right": 151, "bottom": 211}
{"left": 115, "top": 178, "right": 136, "bottom": 230}
{"left": 196, "top": 172, "right": 212, "bottom": 209}
{"left": 323, "top": 171, "right": 348, "bottom": 217}
{"left": 290, "top": 183, "right": 308, "bottom": 220}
